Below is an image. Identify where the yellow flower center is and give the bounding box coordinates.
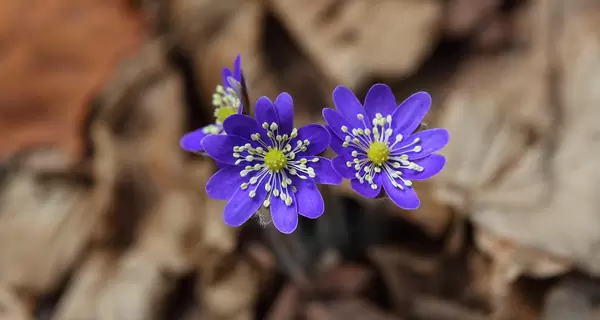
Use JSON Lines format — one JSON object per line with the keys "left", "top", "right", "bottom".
{"left": 367, "top": 141, "right": 390, "bottom": 166}
{"left": 264, "top": 148, "right": 287, "bottom": 172}
{"left": 215, "top": 106, "right": 238, "bottom": 124}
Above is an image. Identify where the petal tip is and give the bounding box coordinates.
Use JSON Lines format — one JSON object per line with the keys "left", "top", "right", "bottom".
{"left": 256, "top": 96, "right": 273, "bottom": 106}
{"left": 411, "top": 91, "right": 432, "bottom": 106}
{"left": 275, "top": 225, "right": 297, "bottom": 234}
{"left": 333, "top": 85, "right": 352, "bottom": 94}
{"left": 370, "top": 83, "right": 392, "bottom": 91}
{"left": 437, "top": 128, "right": 451, "bottom": 146}
{"left": 180, "top": 131, "right": 206, "bottom": 152}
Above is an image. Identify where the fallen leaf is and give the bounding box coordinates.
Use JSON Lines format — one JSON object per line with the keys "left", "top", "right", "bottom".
{"left": 266, "top": 0, "right": 442, "bottom": 88}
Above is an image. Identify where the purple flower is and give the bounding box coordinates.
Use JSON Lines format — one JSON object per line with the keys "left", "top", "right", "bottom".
{"left": 180, "top": 55, "right": 244, "bottom": 153}
{"left": 323, "top": 84, "right": 449, "bottom": 210}
{"left": 201, "top": 93, "right": 342, "bottom": 234}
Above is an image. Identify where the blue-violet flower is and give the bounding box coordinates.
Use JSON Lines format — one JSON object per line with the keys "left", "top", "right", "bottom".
{"left": 201, "top": 93, "right": 342, "bottom": 234}
{"left": 180, "top": 54, "right": 244, "bottom": 153}
{"left": 323, "top": 84, "right": 449, "bottom": 210}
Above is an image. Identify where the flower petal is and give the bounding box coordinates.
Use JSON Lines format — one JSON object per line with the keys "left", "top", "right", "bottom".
{"left": 402, "top": 154, "right": 446, "bottom": 180}
{"left": 364, "top": 83, "right": 396, "bottom": 120}
{"left": 206, "top": 165, "right": 249, "bottom": 200}
{"left": 390, "top": 91, "right": 431, "bottom": 136}
{"left": 202, "top": 134, "right": 253, "bottom": 165}
{"left": 331, "top": 156, "right": 355, "bottom": 179}
{"left": 382, "top": 178, "right": 420, "bottom": 210}
{"left": 291, "top": 124, "right": 330, "bottom": 156}
{"left": 322, "top": 108, "right": 354, "bottom": 140}
{"left": 222, "top": 67, "right": 234, "bottom": 89}
{"left": 223, "top": 114, "right": 260, "bottom": 139}
{"left": 292, "top": 178, "right": 324, "bottom": 219}
{"left": 332, "top": 85, "right": 368, "bottom": 127}
{"left": 303, "top": 156, "right": 342, "bottom": 185}
{"left": 255, "top": 96, "right": 279, "bottom": 131}
{"left": 350, "top": 174, "right": 382, "bottom": 198}
{"left": 393, "top": 128, "right": 449, "bottom": 160}
{"left": 274, "top": 92, "right": 294, "bottom": 135}
{"left": 223, "top": 179, "right": 268, "bottom": 227}
{"left": 233, "top": 54, "right": 242, "bottom": 81}
{"left": 270, "top": 186, "right": 298, "bottom": 234}
{"left": 180, "top": 127, "right": 215, "bottom": 152}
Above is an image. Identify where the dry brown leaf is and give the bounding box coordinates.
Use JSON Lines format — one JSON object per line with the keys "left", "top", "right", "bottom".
{"left": 474, "top": 227, "right": 570, "bottom": 302}
{"left": 266, "top": 0, "right": 442, "bottom": 88}
{"left": 445, "top": 0, "right": 501, "bottom": 37}
{"left": 0, "top": 0, "right": 143, "bottom": 163}
{"left": 53, "top": 251, "right": 117, "bottom": 320}
{"left": 433, "top": 53, "right": 549, "bottom": 213}
{"left": 96, "top": 251, "right": 169, "bottom": 320}
{"left": 0, "top": 161, "right": 113, "bottom": 294}
{"left": 0, "top": 284, "right": 31, "bottom": 320}
{"left": 469, "top": 2, "right": 600, "bottom": 276}
{"left": 170, "top": 0, "right": 244, "bottom": 54}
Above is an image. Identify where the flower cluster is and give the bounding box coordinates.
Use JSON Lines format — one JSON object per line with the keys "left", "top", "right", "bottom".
{"left": 181, "top": 55, "right": 449, "bottom": 234}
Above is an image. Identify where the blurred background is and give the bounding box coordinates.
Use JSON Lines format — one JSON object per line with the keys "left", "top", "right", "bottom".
{"left": 1, "top": 0, "right": 600, "bottom": 319}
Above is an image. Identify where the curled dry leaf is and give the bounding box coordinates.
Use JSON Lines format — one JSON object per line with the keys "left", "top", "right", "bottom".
{"left": 433, "top": 53, "right": 549, "bottom": 213}
{"left": 53, "top": 251, "right": 116, "bottom": 320}
{"left": 0, "top": 0, "right": 143, "bottom": 164}
{"left": 266, "top": 0, "right": 442, "bottom": 88}
{"left": 474, "top": 226, "right": 570, "bottom": 305}
{"left": 170, "top": 0, "right": 244, "bottom": 54}
{"left": 0, "top": 283, "right": 31, "bottom": 320}
{"left": 435, "top": 0, "right": 600, "bottom": 279}
{"left": 470, "top": 3, "right": 600, "bottom": 277}
{"left": 96, "top": 252, "right": 169, "bottom": 320}
{"left": 444, "top": 0, "right": 501, "bottom": 37}
{"left": 0, "top": 163, "right": 113, "bottom": 294}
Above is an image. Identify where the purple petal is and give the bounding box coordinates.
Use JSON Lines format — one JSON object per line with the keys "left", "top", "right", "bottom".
{"left": 202, "top": 134, "right": 253, "bottom": 165}
{"left": 180, "top": 127, "right": 215, "bottom": 152}
{"left": 274, "top": 92, "right": 294, "bottom": 135}
{"left": 364, "top": 83, "right": 396, "bottom": 120}
{"left": 270, "top": 186, "right": 298, "bottom": 234}
{"left": 393, "top": 128, "right": 449, "bottom": 160}
{"left": 233, "top": 54, "right": 242, "bottom": 81}
{"left": 322, "top": 108, "right": 354, "bottom": 140}
{"left": 390, "top": 91, "right": 431, "bottom": 136}
{"left": 206, "top": 165, "right": 249, "bottom": 200}
{"left": 222, "top": 68, "right": 234, "bottom": 89}
{"left": 331, "top": 156, "right": 355, "bottom": 179}
{"left": 350, "top": 174, "right": 382, "bottom": 198}
{"left": 223, "top": 179, "right": 268, "bottom": 227}
{"left": 300, "top": 156, "right": 342, "bottom": 185}
{"left": 223, "top": 114, "right": 260, "bottom": 139}
{"left": 382, "top": 178, "right": 420, "bottom": 210}
{"left": 255, "top": 96, "right": 278, "bottom": 133}
{"left": 291, "top": 124, "right": 330, "bottom": 156}
{"left": 292, "top": 178, "right": 324, "bottom": 219}
{"left": 332, "top": 85, "right": 368, "bottom": 128}
{"left": 402, "top": 154, "right": 446, "bottom": 180}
